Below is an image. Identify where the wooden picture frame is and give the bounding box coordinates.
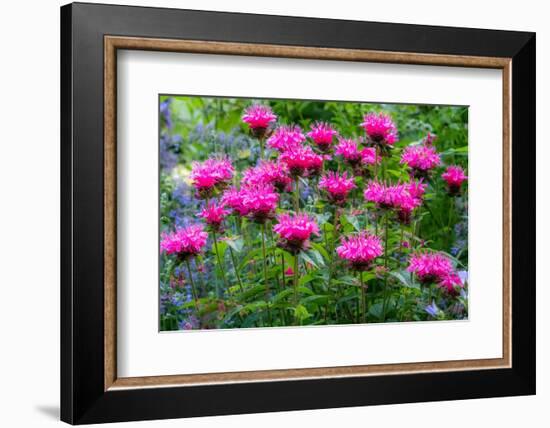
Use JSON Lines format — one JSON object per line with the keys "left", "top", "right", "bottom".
{"left": 61, "top": 2, "right": 535, "bottom": 424}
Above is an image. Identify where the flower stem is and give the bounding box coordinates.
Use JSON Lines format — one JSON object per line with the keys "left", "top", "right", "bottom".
{"left": 294, "top": 176, "right": 300, "bottom": 212}
{"left": 228, "top": 246, "right": 244, "bottom": 293}
{"left": 212, "top": 230, "right": 228, "bottom": 296}
{"left": 381, "top": 212, "right": 390, "bottom": 321}
{"left": 293, "top": 252, "right": 299, "bottom": 307}
{"left": 360, "top": 271, "right": 367, "bottom": 323}
{"left": 261, "top": 223, "right": 272, "bottom": 325}
{"left": 185, "top": 259, "right": 199, "bottom": 311}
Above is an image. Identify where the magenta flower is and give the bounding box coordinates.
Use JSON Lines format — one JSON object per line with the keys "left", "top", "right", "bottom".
{"left": 221, "top": 187, "right": 248, "bottom": 216}
{"left": 242, "top": 161, "right": 292, "bottom": 192}
{"left": 335, "top": 138, "right": 361, "bottom": 165}
{"left": 273, "top": 212, "right": 319, "bottom": 254}
{"left": 318, "top": 171, "right": 356, "bottom": 205}
{"left": 279, "top": 145, "right": 324, "bottom": 177}
{"left": 198, "top": 202, "right": 230, "bottom": 231}
{"left": 190, "top": 157, "right": 234, "bottom": 198}
{"left": 227, "top": 184, "right": 279, "bottom": 223}
{"left": 160, "top": 224, "right": 208, "bottom": 259}
{"left": 242, "top": 104, "right": 277, "bottom": 138}
{"left": 360, "top": 112, "right": 399, "bottom": 146}
{"left": 360, "top": 147, "right": 381, "bottom": 166}
{"left": 364, "top": 180, "right": 425, "bottom": 223}
{"left": 438, "top": 272, "right": 464, "bottom": 294}
{"left": 266, "top": 125, "right": 306, "bottom": 152}
{"left": 400, "top": 143, "right": 441, "bottom": 177}
{"left": 307, "top": 122, "right": 338, "bottom": 152}
{"left": 407, "top": 252, "right": 454, "bottom": 284}
{"left": 441, "top": 165, "right": 467, "bottom": 195}
{"left": 336, "top": 232, "right": 383, "bottom": 271}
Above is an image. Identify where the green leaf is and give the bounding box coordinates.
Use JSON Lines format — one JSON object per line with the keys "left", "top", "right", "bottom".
{"left": 343, "top": 214, "right": 361, "bottom": 231}
{"left": 225, "top": 237, "right": 244, "bottom": 253}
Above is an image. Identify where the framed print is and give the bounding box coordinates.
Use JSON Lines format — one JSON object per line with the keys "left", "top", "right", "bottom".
{"left": 60, "top": 2, "right": 536, "bottom": 424}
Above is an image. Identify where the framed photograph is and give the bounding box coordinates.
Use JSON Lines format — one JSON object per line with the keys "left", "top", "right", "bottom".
{"left": 61, "top": 2, "right": 535, "bottom": 424}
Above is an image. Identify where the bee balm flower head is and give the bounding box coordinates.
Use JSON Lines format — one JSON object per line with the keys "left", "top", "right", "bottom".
{"left": 273, "top": 213, "right": 319, "bottom": 254}
{"left": 242, "top": 104, "right": 277, "bottom": 139}
{"left": 198, "top": 202, "right": 230, "bottom": 232}
{"left": 335, "top": 138, "right": 362, "bottom": 165}
{"left": 407, "top": 252, "right": 454, "bottom": 284}
{"left": 266, "top": 125, "right": 306, "bottom": 152}
{"left": 360, "top": 112, "right": 399, "bottom": 148}
{"left": 400, "top": 143, "right": 441, "bottom": 178}
{"left": 438, "top": 272, "right": 464, "bottom": 295}
{"left": 279, "top": 145, "right": 324, "bottom": 177}
{"left": 239, "top": 184, "right": 279, "bottom": 224}
{"left": 307, "top": 122, "right": 338, "bottom": 152}
{"left": 160, "top": 224, "right": 208, "bottom": 260}
{"left": 242, "top": 161, "right": 292, "bottom": 192}
{"left": 190, "top": 157, "right": 234, "bottom": 199}
{"left": 318, "top": 171, "right": 356, "bottom": 205}
{"left": 441, "top": 165, "right": 468, "bottom": 195}
{"left": 336, "top": 232, "right": 383, "bottom": 271}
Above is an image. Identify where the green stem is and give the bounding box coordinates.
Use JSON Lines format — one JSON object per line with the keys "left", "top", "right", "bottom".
{"left": 381, "top": 213, "right": 390, "bottom": 321}
{"left": 185, "top": 259, "right": 199, "bottom": 311}
{"left": 259, "top": 137, "right": 265, "bottom": 160}
{"left": 360, "top": 271, "right": 367, "bottom": 323}
{"left": 294, "top": 176, "right": 300, "bottom": 212}
{"left": 293, "top": 253, "right": 299, "bottom": 307}
{"left": 281, "top": 253, "right": 286, "bottom": 288}
{"left": 212, "top": 230, "right": 228, "bottom": 296}
{"left": 261, "top": 223, "right": 272, "bottom": 325}
{"left": 228, "top": 246, "right": 244, "bottom": 293}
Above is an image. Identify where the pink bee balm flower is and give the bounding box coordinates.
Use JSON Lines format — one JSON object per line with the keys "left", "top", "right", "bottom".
{"left": 441, "top": 165, "right": 468, "bottom": 195}
{"left": 239, "top": 184, "right": 279, "bottom": 223}
{"left": 360, "top": 112, "right": 399, "bottom": 146}
{"left": 360, "top": 147, "right": 381, "bottom": 166}
{"left": 221, "top": 187, "right": 248, "bottom": 216}
{"left": 160, "top": 224, "right": 208, "bottom": 259}
{"left": 438, "top": 272, "right": 464, "bottom": 294}
{"left": 198, "top": 202, "right": 230, "bottom": 231}
{"left": 307, "top": 122, "right": 339, "bottom": 152}
{"left": 266, "top": 125, "right": 306, "bottom": 152}
{"left": 400, "top": 143, "right": 441, "bottom": 177}
{"left": 190, "top": 157, "right": 234, "bottom": 198}
{"left": 242, "top": 104, "right": 277, "bottom": 138}
{"left": 407, "top": 252, "right": 454, "bottom": 284}
{"left": 364, "top": 180, "right": 425, "bottom": 223}
{"left": 335, "top": 138, "right": 362, "bottom": 165}
{"left": 336, "top": 232, "right": 383, "bottom": 271}
{"left": 318, "top": 171, "right": 356, "bottom": 205}
{"left": 273, "top": 212, "right": 319, "bottom": 254}
{"left": 284, "top": 267, "right": 294, "bottom": 276}
{"left": 279, "top": 145, "right": 324, "bottom": 177}
{"left": 242, "top": 161, "right": 292, "bottom": 192}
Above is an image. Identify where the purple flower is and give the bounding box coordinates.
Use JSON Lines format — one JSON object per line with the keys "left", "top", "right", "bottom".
{"left": 425, "top": 301, "right": 440, "bottom": 317}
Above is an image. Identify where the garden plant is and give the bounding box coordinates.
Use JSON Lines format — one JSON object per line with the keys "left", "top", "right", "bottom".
{"left": 159, "top": 96, "right": 468, "bottom": 330}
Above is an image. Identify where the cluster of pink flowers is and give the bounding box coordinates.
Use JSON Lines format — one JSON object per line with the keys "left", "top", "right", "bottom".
{"left": 360, "top": 112, "right": 399, "bottom": 146}
{"left": 400, "top": 143, "right": 441, "bottom": 176}
{"left": 279, "top": 144, "right": 324, "bottom": 177}
{"left": 198, "top": 203, "right": 231, "bottom": 231}
{"left": 222, "top": 184, "right": 279, "bottom": 223}
{"left": 307, "top": 122, "right": 338, "bottom": 152}
{"left": 242, "top": 104, "right": 277, "bottom": 138}
{"left": 273, "top": 213, "right": 319, "bottom": 254}
{"left": 335, "top": 138, "right": 381, "bottom": 175}
{"left": 242, "top": 160, "right": 292, "bottom": 192}
{"left": 441, "top": 165, "right": 468, "bottom": 195}
{"left": 160, "top": 224, "right": 208, "bottom": 259}
{"left": 266, "top": 125, "right": 306, "bottom": 152}
{"left": 190, "top": 158, "right": 234, "bottom": 198}
{"left": 407, "top": 252, "right": 463, "bottom": 293}
{"left": 364, "top": 180, "right": 426, "bottom": 223}
{"left": 336, "top": 232, "right": 383, "bottom": 271}
{"left": 318, "top": 171, "right": 356, "bottom": 205}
